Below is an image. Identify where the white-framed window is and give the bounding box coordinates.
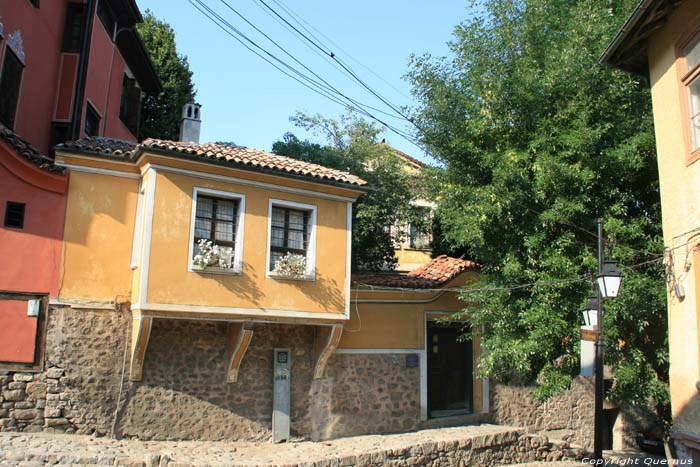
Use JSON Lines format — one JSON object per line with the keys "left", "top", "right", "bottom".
{"left": 677, "top": 24, "right": 700, "bottom": 165}
{"left": 266, "top": 198, "right": 317, "bottom": 280}
{"left": 188, "top": 187, "right": 245, "bottom": 275}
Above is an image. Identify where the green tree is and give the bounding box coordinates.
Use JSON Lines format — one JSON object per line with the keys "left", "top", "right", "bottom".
{"left": 137, "top": 11, "right": 196, "bottom": 141}
{"left": 407, "top": 0, "right": 669, "bottom": 420}
{"left": 273, "top": 111, "right": 424, "bottom": 271}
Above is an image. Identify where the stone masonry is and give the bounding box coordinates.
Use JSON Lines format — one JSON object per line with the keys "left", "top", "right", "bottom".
{"left": 490, "top": 377, "right": 595, "bottom": 450}
{"left": 0, "top": 306, "right": 423, "bottom": 441}
{"left": 0, "top": 424, "right": 587, "bottom": 466}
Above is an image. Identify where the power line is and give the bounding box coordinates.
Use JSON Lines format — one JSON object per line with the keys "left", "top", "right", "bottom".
{"left": 267, "top": 0, "right": 414, "bottom": 101}
{"left": 191, "top": 0, "right": 661, "bottom": 262}
{"left": 253, "top": 0, "right": 415, "bottom": 126}
{"left": 352, "top": 257, "right": 663, "bottom": 295}
{"left": 190, "top": 0, "right": 419, "bottom": 145}
{"left": 218, "top": 0, "right": 408, "bottom": 123}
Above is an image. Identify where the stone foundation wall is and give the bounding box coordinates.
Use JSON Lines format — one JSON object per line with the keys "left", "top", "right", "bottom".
{"left": 1, "top": 307, "right": 422, "bottom": 442}
{"left": 490, "top": 377, "right": 595, "bottom": 449}
{"left": 311, "top": 353, "right": 421, "bottom": 440}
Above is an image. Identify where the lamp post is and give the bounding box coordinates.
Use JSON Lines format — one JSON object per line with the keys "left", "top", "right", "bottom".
{"left": 591, "top": 219, "right": 623, "bottom": 461}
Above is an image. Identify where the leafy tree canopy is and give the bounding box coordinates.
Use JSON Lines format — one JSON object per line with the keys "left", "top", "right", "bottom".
{"left": 137, "top": 11, "right": 196, "bottom": 141}
{"left": 273, "top": 111, "right": 427, "bottom": 271}
{"left": 406, "top": 0, "right": 668, "bottom": 419}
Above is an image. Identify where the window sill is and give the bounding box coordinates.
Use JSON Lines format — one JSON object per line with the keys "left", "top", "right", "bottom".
{"left": 189, "top": 265, "right": 242, "bottom": 276}
{"left": 267, "top": 272, "right": 316, "bottom": 282}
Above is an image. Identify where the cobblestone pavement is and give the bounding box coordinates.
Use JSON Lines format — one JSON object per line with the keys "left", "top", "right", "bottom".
{"left": 0, "top": 427, "right": 663, "bottom": 467}
{"left": 0, "top": 424, "right": 531, "bottom": 466}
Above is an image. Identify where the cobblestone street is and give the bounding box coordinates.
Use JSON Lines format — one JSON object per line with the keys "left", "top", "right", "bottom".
{"left": 0, "top": 424, "right": 584, "bottom": 467}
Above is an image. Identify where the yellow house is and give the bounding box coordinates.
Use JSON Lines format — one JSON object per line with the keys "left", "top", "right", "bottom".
{"left": 379, "top": 142, "right": 436, "bottom": 272}
{"left": 601, "top": 0, "right": 700, "bottom": 461}
{"left": 54, "top": 137, "right": 365, "bottom": 384}
{"left": 36, "top": 135, "right": 485, "bottom": 441}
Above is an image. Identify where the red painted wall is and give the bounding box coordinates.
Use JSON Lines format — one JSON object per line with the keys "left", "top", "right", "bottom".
{"left": 0, "top": 144, "right": 68, "bottom": 296}
{"left": 0, "top": 300, "right": 38, "bottom": 364}
{"left": 0, "top": 0, "right": 139, "bottom": 154}
{"left": 82, "top": 12, "right": 136, "bottom": 141}
{"left": 0, "top": 1, "right": 69, "bottom": 154}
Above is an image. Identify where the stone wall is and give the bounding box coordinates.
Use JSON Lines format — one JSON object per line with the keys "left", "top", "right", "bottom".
{"left": 0, "top": 307, "right": 423, "bottom": 442}
{"left": 310, "top": 353, "right": 421, "bottom": 440}
{"left": 490, "top": 377, "right": 595, "bottom": 449}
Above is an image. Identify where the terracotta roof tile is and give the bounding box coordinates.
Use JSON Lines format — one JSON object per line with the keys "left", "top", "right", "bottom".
{"left": 57, "top": 137, "right": 367, "bottom": 187}
{"left": 0, "top": 124, "right": 66, "bottom": 174}
{"left": 352, "top": 255, "right": 479, "bottom": 289}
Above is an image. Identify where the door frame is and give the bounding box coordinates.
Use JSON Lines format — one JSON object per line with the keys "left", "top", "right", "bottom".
{"left": 421, "top": 311, "right": 489, "bottom": 421}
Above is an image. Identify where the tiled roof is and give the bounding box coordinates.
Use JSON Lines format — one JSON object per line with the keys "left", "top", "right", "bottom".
{"left": 378, "top": 141, "right": 429, "bottom": 169}
{"left": 352, "top": 255, "right": 479, "bottom": 289}
{"left": 57, "top": 137, "right": 367, "bottom": 187}
{"left": 60, "top": 136, "right": 137, "bottom": 157}
{"left": 0, "top": 124, "right": 65, "bottom": 174}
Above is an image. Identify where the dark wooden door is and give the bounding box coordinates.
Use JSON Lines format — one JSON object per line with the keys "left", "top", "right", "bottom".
{"left": 427, "top": 322, "right": 473, "bottom": 417}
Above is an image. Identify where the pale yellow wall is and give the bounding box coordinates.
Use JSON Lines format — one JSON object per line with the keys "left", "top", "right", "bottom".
{"left": 648, "top": 0, "right": 700, "bottom": 438}
{"left": 395, "top": 249, "right": 433, "bottom": 272}
{"left": 145, "top": 171, "right": 349, "bottom": 314}
{"left": 60, "top": 172, "right": 139, "bottom": 301}
{"left": 340, "top": 285, "right": 483, "bottom": 412}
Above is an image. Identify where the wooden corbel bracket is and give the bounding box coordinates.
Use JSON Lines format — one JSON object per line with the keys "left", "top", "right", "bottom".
{"left": 313, "top": 324, "right": 343, "bottom": 379}
{"left": 226, "top": 322, "right": 254, "bottom": 383}
{"left": 129, "top": 313, "right": 153, "bottom": 381}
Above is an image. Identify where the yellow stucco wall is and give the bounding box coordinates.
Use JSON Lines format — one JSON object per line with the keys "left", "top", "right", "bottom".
{"left": 146, "top": 171, "right": 349, "bottom": 314}
{"left": 395, "top": 248, "right": 433, "bottom": 272}
{"left": 648, "top": 0, "right": 700, "bottom": 438}
{"left": 56, "top": 152, "right": 357, "bottom": 319}
{"left": 339, "top": 280, "right": 483, "bottom": 413}
{"left": 60, "top": 172, "right": 139, "bottom": 301}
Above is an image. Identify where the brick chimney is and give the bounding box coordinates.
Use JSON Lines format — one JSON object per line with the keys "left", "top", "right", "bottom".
{"left": 179, "top": 103, "right": 201, "bottom": 143}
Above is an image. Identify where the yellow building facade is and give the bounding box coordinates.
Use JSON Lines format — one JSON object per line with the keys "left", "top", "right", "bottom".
{"left": 41, "top": 137, "right": 485, "bottom": 440}
{"left": 602, "top": 0, "right": 700, "bottom": 461}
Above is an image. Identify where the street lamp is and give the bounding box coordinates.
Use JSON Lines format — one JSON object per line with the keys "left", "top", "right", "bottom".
{"left": 581, "top": 296, "right": 599, "bottom": 328}
{"left": 590, "top": 220, "right": 623, "bottom": 462}
{"left": 597, "top": 259, "right": 622, "bottom": 299}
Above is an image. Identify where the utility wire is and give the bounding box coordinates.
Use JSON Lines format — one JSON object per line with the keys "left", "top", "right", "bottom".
{"left": 352, "top": 257, "right": 664, "bottom": 295}
{"left": 254, "top": 0, "right": 415, "bottom": 125}
{"left": 219, "top": 0, "right": 408, "bottom": 123}
{"left": 190, "top": 0, "right": 419, "bottom": 145}
{"left": 268, "top": 0, "right": 414, "bottom": 101}
{"left": 192, "top": 0, "right": 661, "bottom": 262}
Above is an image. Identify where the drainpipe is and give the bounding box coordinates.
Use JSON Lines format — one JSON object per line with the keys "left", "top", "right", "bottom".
{"left": 70, "top": 0, "right": 97, "bottom": 141}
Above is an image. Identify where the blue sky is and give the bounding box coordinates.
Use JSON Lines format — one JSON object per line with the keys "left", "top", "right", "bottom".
{"left": 135, "top": 0, "right": 473, "bottom": 164}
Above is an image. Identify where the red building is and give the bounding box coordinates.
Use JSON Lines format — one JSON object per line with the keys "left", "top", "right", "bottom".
{"left": 0, "top": 0, "right": 161, "bottom": 368}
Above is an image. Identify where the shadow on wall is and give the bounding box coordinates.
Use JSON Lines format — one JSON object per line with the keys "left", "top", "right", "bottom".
{"left": 671, "top": 390, "right": 700, "bottom": 462}
{"left": 290, "top": 272, "right": 345, "bottom": 313}
{"left": 210, "top": 260, "right": 264, "bottom": 304}
{"left": 116, "top": 319, "right": 317, "bottom": 441}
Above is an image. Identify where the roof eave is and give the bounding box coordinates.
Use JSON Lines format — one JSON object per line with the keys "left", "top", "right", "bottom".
{"left": 136, "top": 146, "right": 370, "bottom": 193}
{"left": 598, "top": 0, "right": 660, "bottom": 75}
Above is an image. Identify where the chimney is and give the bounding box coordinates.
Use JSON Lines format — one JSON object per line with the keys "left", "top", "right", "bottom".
{"left": 179, "top": 103, "right": 201, "bottom": 143}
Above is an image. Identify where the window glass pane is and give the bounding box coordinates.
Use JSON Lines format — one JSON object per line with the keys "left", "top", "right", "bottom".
{"left": 685, "top": 35, "right": 700, "bottom": 72}
{"left": 0, "top": 49, "right": 24, "bottom": 130}
{"left": 196, "top": 197, "right": 213, "bottom": 219}
{"left": 692, "top": 115, "right": 700, "bottom": 152}
{"left": 271, "top": 227, "right": 285, "bottom": 247}
{"left": 270, "top": 251, "right": 284, "bottom": 269}
{"left": 216, "top": 199, "right": 235, "bottom": 221}
{"left": 288, "top": 230, "right": 304, "bottom": 250}
{"left": 690, "top": 78, "right": 700, "bottom": 151}
{"left": 215, "top": 221, "right": 233, "bottom": 242}
{"left": 272, "top": 207, "right": 285, "bottom": 227}
{"left": 195, "top": 219, "right": 211, "bottom": 239}
{"left": 288, "top": 210, "right": 305, "bottom": 230}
